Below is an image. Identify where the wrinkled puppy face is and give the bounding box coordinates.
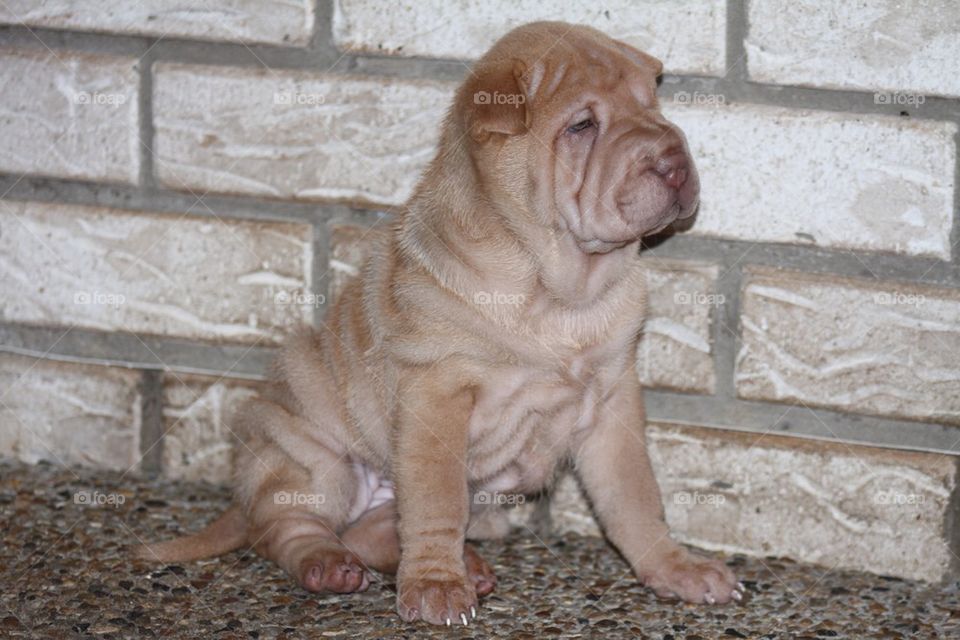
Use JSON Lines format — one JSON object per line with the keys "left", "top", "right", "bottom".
{"left": 463, "top": 24, "right": 699, "bottom": 254}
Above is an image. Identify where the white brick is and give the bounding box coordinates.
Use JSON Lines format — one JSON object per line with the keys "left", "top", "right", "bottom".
{"left": 334, "top": 0, "right": 727, "bottom": 76}
{"left": 161, "top": 374, "right": 261, "bottom": 485}
{"left": 154, "top": 64, "right": 451, "bottom": 207}
{"left": 746, "top": 0, "right": 960, "bottom": 99}
{"left": 0, "top": 1, "right": 315, "bottom": 47}
{"left": 0, "top": 48, "right": 139, "bottom": 184}
{"left": 664, "top": 103, "right": 956, "bottom": 259}
{"left": 638, "top": 258, "right": 717, "bottom": 394}
{"left": 549, "top": 423, "right": 957, "bottom": 583}
{"left": 736, "top": 266, "right": 960, "bottom": 426}
{"left": 0, "top": 353, "right": 141, "bottom": 471}
{"left": 652, "top": 424, "right": 957, "bottom": 583}
{"left": 0, "top": 201, "right": 313, "bottom": 344}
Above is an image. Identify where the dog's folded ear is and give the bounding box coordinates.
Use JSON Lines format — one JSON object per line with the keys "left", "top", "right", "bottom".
{"left": 463, "top": 58, "right": 530, "bottom": 143}
{"left": 614, "top": 40, "right": 663, "bottom": 77}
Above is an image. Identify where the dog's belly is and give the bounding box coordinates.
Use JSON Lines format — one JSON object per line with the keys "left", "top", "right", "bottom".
{"left": 346, "top": 461, "right": 394, "bottom": 524}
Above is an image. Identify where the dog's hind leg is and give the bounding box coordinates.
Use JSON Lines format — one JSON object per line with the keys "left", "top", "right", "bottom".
{"left": 237, "top": 400, "right": 369, "bottom": 594}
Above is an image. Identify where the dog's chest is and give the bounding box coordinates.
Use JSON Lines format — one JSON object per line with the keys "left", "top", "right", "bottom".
{"left": 465, "top": 344, "right": 625, "bottom": 489}
{"left": 463, "top": 273, "right": 645, "bottom": 489}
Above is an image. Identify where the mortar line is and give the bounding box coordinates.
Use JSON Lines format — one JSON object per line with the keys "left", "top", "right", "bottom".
{"left": 725, "top": 0, "right": 749, "bottom": 83}
{"left": 951, "top": 126, "right": 960, "bottom": 266}
{"left": 644, "top": 390, "right": 960, "bottom": 455}
{"left": 0, "top": 174, "right": 365, "bottom": 224}
{"left": 310, "top": 0, "right": 334, "bottom": 50}
{"left": 0, "top": 322, "right": 274, "bottom": 380}
{"left": 312, "top": 220, "right": 331, "bottom": 326}
{"left": 137, "top": 42, "right": 155, "bottom": 189}
{"left": 642, "top": 234, "right": 960, "bottom": 289}
{"left": 943, "top": 457, "right": 960, "bottom": 578}
{"left": 712, "top": 260, "right": 742, "bottom": 400}
{"left": 137, "top": 369, "right": 164, "bottom": 475}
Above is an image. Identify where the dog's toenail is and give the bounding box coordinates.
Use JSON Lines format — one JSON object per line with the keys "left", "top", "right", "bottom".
{"left": 732, "top": 590, "right": 743, "bottom": 601}
{"left": 737, "top": 581, "right": 745, "bottom": 591}
{"left": 460, "top": 613, "right": 468, "bottom": 625}
{"left": 446, "top": 618, "right": 451, "bottom": 626}
{"left": 705, "top": 594, "right": 715, "bottom": 604}
{"left": 470, "top": 606, "right": 476, "bottom": 619}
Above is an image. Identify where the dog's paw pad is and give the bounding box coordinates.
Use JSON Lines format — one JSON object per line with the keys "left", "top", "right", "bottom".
{"left": 299, "top": 549, "right": 369, "bottom": 593}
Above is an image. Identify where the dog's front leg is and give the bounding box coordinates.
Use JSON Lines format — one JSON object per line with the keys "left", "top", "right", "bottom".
{"left": 394, "top": 369, "right": 476, "bottom": 626}
{"left": 574, "top": 372, "right": 742, "bottom": 605}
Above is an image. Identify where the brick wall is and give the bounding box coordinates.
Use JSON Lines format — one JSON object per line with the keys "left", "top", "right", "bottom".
{"left": 1, "top": 1, "right": 958, "bottom": 582}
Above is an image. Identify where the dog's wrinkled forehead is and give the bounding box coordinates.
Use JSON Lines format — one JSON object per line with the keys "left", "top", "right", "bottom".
{"left": 522, "top": 33, "right": 661, "bottom": 104}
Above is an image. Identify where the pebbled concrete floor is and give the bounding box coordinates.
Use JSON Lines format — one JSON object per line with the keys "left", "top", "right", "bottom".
{"left": 2, "top": 460, "right": 959, "bottom": 639}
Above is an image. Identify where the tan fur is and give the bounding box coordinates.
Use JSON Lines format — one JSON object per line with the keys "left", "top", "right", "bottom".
{"left": 137, "top": 506, "right": 246, "bottom": 563}
{"left": 139, "top": 21, "right": 740, "bottom": 625}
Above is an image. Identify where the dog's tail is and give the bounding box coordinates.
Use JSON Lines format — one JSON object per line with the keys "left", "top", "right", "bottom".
{"left": 136, "top": 505, "right": 247, "bottom": 563}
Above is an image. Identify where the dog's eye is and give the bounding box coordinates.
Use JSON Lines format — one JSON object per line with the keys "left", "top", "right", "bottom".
{"left": 567, "top": 118, "right": 595, "bottom": 134}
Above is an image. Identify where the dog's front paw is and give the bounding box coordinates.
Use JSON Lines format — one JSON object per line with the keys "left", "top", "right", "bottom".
{"left": 397, "top": 575, "right": 478, "bottom": 626}
{"left": 643, "top": 547, "right": 743, "bottom": 605}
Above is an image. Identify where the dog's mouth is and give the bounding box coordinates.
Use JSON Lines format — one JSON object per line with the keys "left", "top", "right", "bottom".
{"left": 570, "top": 168, "right": 699, "bottom": 253}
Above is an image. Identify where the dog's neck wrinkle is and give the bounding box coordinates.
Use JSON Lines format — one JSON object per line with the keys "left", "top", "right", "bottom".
{"left": 399, "top": 180, "right": 534, "bottom": 306}
{"left": 516, "top": 222, "right": 637, "bottom": 308}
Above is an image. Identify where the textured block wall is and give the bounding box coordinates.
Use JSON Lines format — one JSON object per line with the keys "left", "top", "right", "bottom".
{"left": 0, "top": 1, "right": 958, "bottom": 582}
